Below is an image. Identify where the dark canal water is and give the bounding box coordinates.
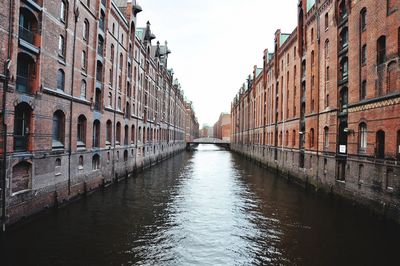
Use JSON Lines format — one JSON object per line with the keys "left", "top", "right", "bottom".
{"left": 1, "top": 145, "right": 400, "bottom": 265}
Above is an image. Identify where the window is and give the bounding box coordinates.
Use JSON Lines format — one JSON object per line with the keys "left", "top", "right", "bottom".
{"left": 57, "top": 69, "right": 65, "bottom": 91}
{"left": 55, "top": 158, "right": 61, "bottom": 175}
{"left": 310, "top": 128, "right": 315, "bottom": 148}
{"left": 292, "top": 130, "right": 296, "bottom": 147}
{"left": 340, "top": 87, "right": 348, "bottom": 110}
{"left": 116, "top": 122, "right": 121, "bottom": 144}
{"left": 325, "top": 13, "right": 329, "bottom": 30}
{"left": 359, "top": 123, "right": 367, "bottom": 151}
{"left": 119, "top": 53, "right": 123, "bottom": 70}
{"left": 398, "top": 27, "right": 400, "bottom": 56}
{"left": 311, "top": 28, "right": 314, "bottom": 43}
{"left": 360, "top": 8, "right": 367, "bottom": 31}
{"left": 108, "top": 92, "right": 112, "bottom": 107}
{"left": 16, "top": 53, "right": 35, "bottom": 94}
{"left": 52, "top": 110, "right": 65, "bottom": 148}
{"left": 97, "top": 36, "right": 104, "bottom": 56}
{"left": 14, "top": 103, "right": 31, "bottom": 151}
{"left": 80, "top": 80, "right": 86, "bottom": 98}
{"left": 325, "top": 39, "right": 330, "bottom": 59}
{"left": 339, "top": 0, "right": 347, "bottom": 19}
{"left": 94, "top": 88, "right": 101, "bottom": 111}
{"left": 118, "top": 96, "right": 121, "bottom": 110}
{"left": 60, "top": 1, "right": 67, "bottom": 22}
{"left": 82, "top": 51, "right": 87, "bottom": 70}
{"left": 112, "top": 23, "right": 115, "bottom": 35}
{"left": 340, "top": 57, "right": 348, "bottom": 80}
{"left": 124, "top": 150, "right": 128, "bottom": 162}
{"left": 106, "top": 120, "right": 112, "bottom": 144}
{"left": 77, "top": 115, "right": 86, "bottom": 147}
{"left": 326, "top": 66, "right": 330, "bottom": 81}
{"left": 93, "top": 120, "right": 100, "bottom": 148}
{"left": 92, "top": 154, "right": 100, "bottom": 170}
{"left": 377, "top": 36, "right": 386, "bottom": 65}
{"left": 124, "top": 125, "right": 129, "bottom": 145}
{"left": 79, "top": 155, "right": 84, "bottom": 169}
{"left": 376, "top": 130, "right": 385, "bottom": 159}
{"left": 360, "top": 80, "right": 367, "bottom": 100}
{"left": 340, "top": 28, "right": 348, "bottom": 50}
{"left": 387, "top": 0, "right": 397, "bottom": 15}
{"left": 361, "top": 44, "right": 367, "bottom": 65}
{"left": 324, "top": 127, "right": 329, "bottom": 148}
{"left": 83, "top": 19, "right": 89, "bottom": 41}
{"left": 58, "top": 35, "right": 65, "bottom": 57}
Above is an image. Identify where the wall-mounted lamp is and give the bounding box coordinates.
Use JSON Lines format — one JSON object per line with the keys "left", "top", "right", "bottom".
{"left": 343, "top": 128, "right": 354, "bottom": 135}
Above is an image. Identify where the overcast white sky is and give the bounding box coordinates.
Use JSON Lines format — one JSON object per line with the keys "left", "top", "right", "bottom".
{"left": 138, "top": 0, "right": 297, "bottom": 127}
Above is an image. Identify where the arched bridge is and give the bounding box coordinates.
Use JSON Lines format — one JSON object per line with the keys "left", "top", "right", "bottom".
{"left": 186, "top": 138, "right": 230, "bottom": 150}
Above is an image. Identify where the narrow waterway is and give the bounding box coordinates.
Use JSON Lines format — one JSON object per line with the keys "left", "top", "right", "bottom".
{"left": 1, "top": 145, "right": 399, "bottom": 265}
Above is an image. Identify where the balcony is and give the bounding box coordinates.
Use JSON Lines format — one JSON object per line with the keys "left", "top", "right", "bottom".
{"left": 19, "top": 26, "right": 34, "bottom": 44}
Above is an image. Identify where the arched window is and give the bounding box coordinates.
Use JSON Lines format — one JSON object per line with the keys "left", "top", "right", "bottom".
{"left": 118, "top": 96, "right": 121, "bottom": 110}
{"left": 325, "top": 13, "right": 329, "bottom": 30}
{"left": 60, "top": 0, "right": 67, "bottom": 22}
{"left": 58, "top": 35, "right": 65, "bottom": 57}
{"left": 80, "top": 80, "right": 86, "bottom": 98}
{"left": 92, "top": 154, "right": 100, "bottom": 170}
{"left": 124, "top": 150, "right": 128, "bottom": 162}
{"left": 52, "top": 110, "right": 65, "bottom": 148}
{"left": 376, "top": 130, "right": 385, "bottom": 159}
{"left": 138, "top": 126, "right": 142, "bottom": 142}
{"left": 310, "top": 128, "right": 315, "bottom": 148}
{"left": 124, "top": 125, "right": 129, "bottom": 145}
{"left": 108, "top": 92, "right": 112, "bottom": 107}
{"left": 292, "top": 130, "right": 296, "bottom": 147}
{"left": 119, "top": 53, "right": 123, "bottom": 70}
{"left": 93, "top": 120, "right": 100, "bottom": 148}
{"left": 83, "top": 19, "right": 89, "bottom": 41}
{"left": 116, "top": 122, "right": 121, "bottom": 144}
{"left": 377, "top": 36, "right": 386, "bottom": 65}
{"left": 57, "top": 69, "right": 65, "bottom": 91}
{"left": 325, "top": 39, "right": 330, "bottom": 59}
{"left": 359, "top": 123, "right": 367, "bottom": 151}
{"left": 106, "top": 120, "right": 112, "bottom": 144}
{"left": 96, "top": 60, "right": 103, "bottom": 82}
{"left": 97, "top": 35, "right": 104, "bottom": 56}
{"left": 14, "top": 103, "right": 32, "bottom": 151}
{"left": 55, "top": 158, "right": 61, "bottom": 175}
{"left": 360, "top": 8, "right": 367, "bottom": 31}
{"left": 79, "top": 155, "right": 84, "bottom": 168}
{"left": 77, "top": 115, "right": 87, "bottom": 148}
{"left": 94, "top": 88, "right": 101, "bottom": 111}
{"left": 125, "top": 102, "right": 130, "bottom": 119}
{"left": 99, "top": 11, "right": 105, "bottom": 31}
{"left": 324, "top": 127, "right": 329, "bottom": 148}
{"left": 388, "top": 62, "right": 398, "bottom": 92}
{"left": 81, "top": 50, "right": 87, "bottom": 70}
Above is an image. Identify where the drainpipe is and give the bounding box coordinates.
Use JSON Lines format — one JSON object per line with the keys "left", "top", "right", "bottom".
{"left": 68, "top": 1, "right": 79, "bottom": 196}
{"left": 316, "top": 2, "right": 321, "bottom": 184}
{"left": 2, "top": 0, "right": 14, "bottom": 232}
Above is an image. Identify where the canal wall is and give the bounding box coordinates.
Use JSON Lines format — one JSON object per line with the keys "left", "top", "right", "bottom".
{"left": 231, "top": 144, "right": 400, "bottom": 223}
{"left": 4, "top": 143, "right": 186, "bottom": 226}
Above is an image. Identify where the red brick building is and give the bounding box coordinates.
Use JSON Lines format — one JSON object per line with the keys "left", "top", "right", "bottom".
{"left": 232, "top": 0, "right": 400, "bottom": 221}
{"left": 213, "top": 113, "right": 231, "bottom": 142}
{"left": 0, "top": 0, "right": 198, "bottom": 226}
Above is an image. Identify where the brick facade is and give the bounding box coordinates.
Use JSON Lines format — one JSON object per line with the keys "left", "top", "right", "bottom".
{"left": 0, "top": 0, "right": 199, "bottom": 226}
{"left": 231, "top": 0, "right": 400, "bottom": 222}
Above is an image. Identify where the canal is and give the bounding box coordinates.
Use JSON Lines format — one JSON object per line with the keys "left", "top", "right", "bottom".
{"left": 1, "top": 145, "right": 399, "bottom": 265}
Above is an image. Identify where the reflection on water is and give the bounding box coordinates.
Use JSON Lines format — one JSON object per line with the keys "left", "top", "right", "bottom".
{"left": 1, "top": 145, "right": 399, "bottom": 266}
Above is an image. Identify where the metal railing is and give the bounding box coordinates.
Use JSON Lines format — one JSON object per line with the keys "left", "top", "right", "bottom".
{"left": 19, "top": 26, "right": 34, "bottom": 44}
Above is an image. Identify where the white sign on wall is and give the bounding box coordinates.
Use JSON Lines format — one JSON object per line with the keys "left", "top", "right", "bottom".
{"left": 339, "top": 145, "right": 346, "bottom": 153}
